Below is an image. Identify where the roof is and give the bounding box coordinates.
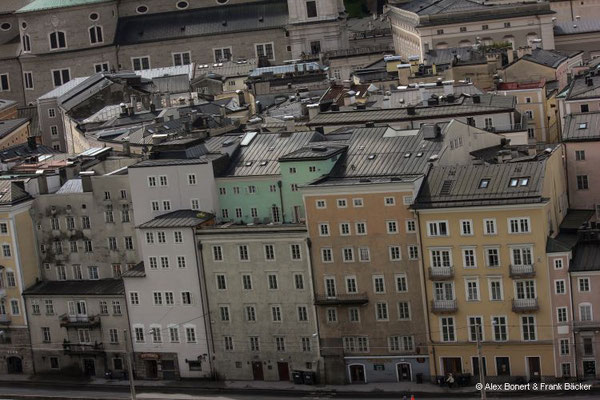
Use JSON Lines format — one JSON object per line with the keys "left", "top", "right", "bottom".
{"left": 138, "top": 209, "right": 214, "bottom": 228}
{"left": 0, "top": 99, "right": 16, "bottom": 111}
{"left": 23, "top": 279, "right": 124, "bottom": 296}
{"left": 130, "top": 156, "right": 215, "bottom": 168}
{"left": 196, "top": 60, "right": 256, "bottom": 79}
{"left": 279, "top": 144, "right": 347, "bottom": 161}
{"left": 56, "top": 178, "right": 83, "bottom": 194}
{"left": 370, "top": 84, "right": 483, "bottom": 107}
{"left": 38, "top": 77, "right": 88, "bottom": 100}
{"left": 135, "top": 64, "right": 195, "bottom": 80}
{"left": 16, "top": 0, "right": 111, "bottom": 13}
{"left": 0, "top": 0, "right": 31, "bottom": 14}
{"left": 17, "top": 106, "right": 40, "bottom": 137}
{"left": 308, "top": 94, "right": 515, "bottom": 126}
{"left": 115, "top": 0, "right": 288, "bottom": 46}
{"left": 554, "top": 19, "right": 600, "bottom": 35}
{"left": 347, "top": 15, "right": 391, "bottom": 32}
{"left": 0, "top": 118, "right": 29, "bottom": 139}
{"left": 570, "top": 239, "right": 600, "bottom": 272}
{"left": 0, "top": 181, "right": 31, "bottom": 205}
{"left": 497, "top": 80, "right": 546, "bottom": 91}
{"left": 559, "top": 209, "right": 595, "bottom": 231}
{"left": 249, "top": 62, "right": 322, "bottom": 78}
{"left": 546, "top": 233, "right": 578, "bottom": 253}
{"left": 206, "top": 131, "right": 321, "bottom": 177}
{"left": 395, "top": 0, "right": 554, "bottom": 26}
{"left": 413, "top": 161, "right": 547, "bottom": 209}
{"left": 562, "top": 112, "right": 600, "bottom": 141}
{"left": 0, "top": 142, "right": 57, "bottom": 161}
{"left": 122, "top": 261, "right": 145, "bottom": 278}
{"left": 520, "top": 48, "right": 573, "bottom": 69}
{"left": 423, "top": 47, "right": 488, "bottom": 66}
{"left": 564, "top": 74, "right": 600, "bottom": 101}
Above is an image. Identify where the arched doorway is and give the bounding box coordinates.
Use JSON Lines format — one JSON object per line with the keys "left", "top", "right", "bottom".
{"left": 348, "top": 364, "right": 366, "bottom": 383}
{"left": 397, "top": 362, "right": 412, "bottom": 381}
{"left": 7, "top": 356, "right": 23, "bottom": 373}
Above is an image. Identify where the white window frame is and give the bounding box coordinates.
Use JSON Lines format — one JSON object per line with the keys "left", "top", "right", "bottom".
{"left": 131, "top": 56, "right": 151, "bottom": 71}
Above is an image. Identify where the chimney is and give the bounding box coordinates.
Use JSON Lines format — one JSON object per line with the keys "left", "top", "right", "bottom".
{"left": 407, "top": 106, "right": 416, "bottom": 115}
{"left": 443, "top": 81, "right": 454, "bottom": 96}
{"left": 236, "top": 90, "right": 246, "bottom": 106}
{"left": 382, "top": 95, "right": 391, "bottom": 109}
{"left": 122, "top": 140, "right": 131, "bottom": 156}
{"left": 27, "top": 136, "right": 37, "bottom": 149}
{"left": 419, "top": 87, "right": 428, "bottom": 104}
{"left": 283, "top": 115, "right": 295, "bottom": 132}
{"left": 152, "top": 133, "right": 168, "bottom": 146}
{"left": 307, "top": 103, "right": 319, "bottom": 120}
{"left": 330, "top": 104, "right": 340, "bottom": 111}
{"left": 37, "top": 174, "right": 48, "bottom": 195}
{"left": 120, "top": 102, "right": 127, "bottom": 115}
{"left": 80, "top": 171, "right": 95, "bottom": 192}
{"left": 472, "top": 94, "right": 481, "bottom": 104}
{"left": 397, "top": 64, "right": 410, "bottom": 85}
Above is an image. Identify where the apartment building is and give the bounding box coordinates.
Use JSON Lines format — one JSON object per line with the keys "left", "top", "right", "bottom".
{"left": 0, "top": 181, "right": 39, "bottom": 375}
{"left": 412, "top": 146, "right": 569, "bottom": 381}
{"left": 197, "top": 225, "right": 319, "bottom": 381}
{"left": 389, "top": 0, "right": 555, "bottom": 61}
{"left": 557, "top": 72, "right": 600, "bottom": 131}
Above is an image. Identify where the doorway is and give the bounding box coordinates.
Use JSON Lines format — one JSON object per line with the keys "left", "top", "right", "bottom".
{"left": 277, "top": 362, "right": 289, "bottom": 381}
{"left": 83, "top": 358, "right": 96, "bottom": 376}
{"left": 6, "top": 356, "right": 23, "bottom": 374}
{"left": 349, "top": 364, "right": 366, "bottom": 383}
{"left": 252, "top": 361, "right": 264, "bottom": 380}
{"left": 496, "top": 357, "right": 510, "bottom": 376}
{"left": 145, "top": 360, "right": 158, "bottom": 379}
{"left": 472, "top": 357, "right": 487, "bottom": 377}
{"left": 397, "top": 363, "right": 412, "bottom": 381}
{"left": 583, "top": 360, "right": 596, "bottom": 378}
{"left": 527, "top": 357, "right": 541, "bottom": 382}
{"left": 442, "top": 357, "right": 462, "bottom": 375}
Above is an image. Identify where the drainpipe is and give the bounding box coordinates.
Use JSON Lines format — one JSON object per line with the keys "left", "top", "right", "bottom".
{"left": 277, "top": 180, "right": 285, "bottom": 222}
{"left": 194, "top": 237, "right": 216, "bottom": 380}
{"left": 568, "top": 264, "right": 579, "bottom": 379}
{"left": 305, "top": 236, "right": 324, "bottom": 382}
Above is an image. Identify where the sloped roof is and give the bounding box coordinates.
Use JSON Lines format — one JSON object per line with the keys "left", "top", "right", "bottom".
{"left": 16, "top": 0, "right": 111, "bottom": 13}
{"left": 122, "top": 261, "right": 145, "bottom": 278}
{"left": 115, "top": 0, "right": 288, "bottom": 46}
{"left": 138, "top": 209, "right": 214, "bottom": 228}
{"left": 0, "top": 180, "right": 31, "bottom": 205}
{"left": 554, "top": 19, "right": 600, "bottom": 35}
{"left": 0, "top": 118, "right": 29, "bottom": 139}
{"left": 562, "top": 112, "right": 600, "bottom": 141}
{"left": 38, "top": 77, "right": 88, "bottom": 100}
{"left": 56, "top": 178, "right": 83, "bottom": 194}
{"left": 565, "top": 74, "right": 600, "bottom": 101}
{"left": 0, "top": 99, "right": 16, "bottom": 111}
{"left": 413, "top": 160, "right": 548, "bottom": 209}
{"left": 0, "top": 142, "right": 57, "bottom": 160}
{"left": 23, "top": 279, "right": 124, "bottom": 296}
{"left": 570, "top": 241, "right": 600, "bottom": 272}
{"left": 0, "top": 0, "right": 31, "bottom": 14}
{"left": 521, "top": 48, "right": 575, "bottom": 68}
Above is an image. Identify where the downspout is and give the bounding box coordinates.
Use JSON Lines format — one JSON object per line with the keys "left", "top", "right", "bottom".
{"left": 568, "top": 263, "right": 579, "bottom": 379}
{"left": 305, "top": 236, "right": 324, "bottom": 382}
{"left": 194, "top": 236, "right": 216, "bottom": 380}
{"left": 17, "top": 50, "right": 27, "bottom": 106}
{"left": 277, "top": 180, "right": 285, "bottom": 222}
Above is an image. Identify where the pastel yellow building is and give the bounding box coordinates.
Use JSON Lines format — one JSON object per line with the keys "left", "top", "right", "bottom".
{"left": 0, "top": 180, "right": 39, "bottom": 374}
{"left": 413, "top": 146, "right": 568, "bottom": 381}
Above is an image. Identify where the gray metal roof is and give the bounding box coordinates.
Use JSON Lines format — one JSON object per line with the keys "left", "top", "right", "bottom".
{"left": 23, "top": 279, "right": 124, "bottom": 296}
{"left": 17, "top": 105, "right": 40, "bottom": 137}
{"left": 38, "top": 77, "right": 88, "bottom": 100}
{"left": 130, "top": 156, "right": 214, "bottom": 168}
{"left": 554, "top": 19, "right": 600, "bottom": 35}
{"left": 122, "top": 261, "right": 145, "bottom": 278}
{"left": 423, "top": 47, "right": 487, "bottom": 66}
{"left": 308, "top": 94, "right": 515, "bottom": 126}
{"left": 0, "top": 0, "right": 31, "bottom": 14}
{"left": 279, "top": 144, "right": 347, "bottom": 161}
{"left": 0, "top": 99, "right": 16, "bottom": 111}
{"left": 521, "top": 48, "right": 574, "bottom": 68}
{"left": 196, "top": 60, "right": 256, "bottom": 79}
{"left": 565, "top": 74, "right": 600, "bottom": 101}
{"left": 413, "top": 161, "right": 547, "bottom": 209}
{"left": 138, "top": 209, "right": 214, "bottom": 228}
{"left": 0, "top": 180, "right": 31, "bottom": 205}
{"left": 570, "top": 240, "right": 600, "bottom": 271}
{"left": 56, "top": 178, "right": 83, "bottom": 194}
{"left": 0, "top": 118, "right": 28, "bottom": 139}
{"left": 249, "top": 62, "right": 322, "bottom": 78}
{"left": 369, "top": 84, "right": 483, "bottom": 107}
{"left": 115, "top": 0, "right": 288, "bottom": 46}
{"left": 0, "top": 142, "right": 57, "bottom": 160}
{"left": 562, "top": 112, "right": 600, "bottom": 141}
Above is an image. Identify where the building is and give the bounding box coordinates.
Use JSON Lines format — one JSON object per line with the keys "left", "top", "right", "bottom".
{"left": 557, "top": 72, "right": 600, "bottom": 131}
{"left": 0, "top": 99, "right": 17, "bottom": 120}
{"left": 389, "top": 0, "right": 555, "bottom": 61}
{"left": 0, "top": 118, "right": 30, "bottom": 150}
{"left": 554, "top": 20, "right": 600, "bottom": 60}
{"left": 561, "top": 111, "right": 600, "bottom": 213}
{"left": 412, "top": 146, "right": 569, "bottom": 381}
{"left": 196, "top": 224, "right": 320, "bottom": 381}
{"left": 549, "top": 0, "right": 600, "bottom": 22}
{"left": 0, "top": 180, "right": 38, "bottom": 375}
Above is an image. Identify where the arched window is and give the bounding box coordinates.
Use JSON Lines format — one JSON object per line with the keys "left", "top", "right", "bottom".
{"left": 435, "top": 42, "right": 448, "bottom": 50}
{"left": 89, "top": 25, "right": 103, "bottom": 44}
{"left": 22, "top": 34, "right": 31, "bottom": 52}
{"left": 459, "top": 40, "right": 472, "bottom": 48}
{"left": 49, "top": 31, "right": 66, "bottom": 50}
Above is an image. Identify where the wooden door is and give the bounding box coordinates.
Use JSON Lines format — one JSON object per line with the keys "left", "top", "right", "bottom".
{"left": 252, "top": 361, "right": 264, "bottom": 380}
{"left": 277, "top": 362, "right": 290, "bottom": 381}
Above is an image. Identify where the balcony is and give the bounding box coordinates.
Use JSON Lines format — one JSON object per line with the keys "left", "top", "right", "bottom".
{"left": 430, "top": 299, "right": 457, "bottom": 314}
{"left": 63, "top": 341, "right": 104, "bottom": 355}
{"left": 314, "top": 293, "right": 369, "bottom": 306}
{"left": 0, "top": 314, "right": 10, "bottom": 325}
{"left": 512, "top": 298, "right": 539, "bottom": 312}
{"left": 573, "top": 320, "right": 600, "bottom": 331}
{"left": 59, "top": 314, "right": 101, "bottom": 328}
{"left": 509, "top": 264, "right": 536, "bottom": 278}
{"left": 429, "top": 266, "right": 454, "bottom": 280}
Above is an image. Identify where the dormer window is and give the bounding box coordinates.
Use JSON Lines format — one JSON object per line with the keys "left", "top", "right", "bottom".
{"left": 479, "top": 179, "right": 490, "bottom": 188}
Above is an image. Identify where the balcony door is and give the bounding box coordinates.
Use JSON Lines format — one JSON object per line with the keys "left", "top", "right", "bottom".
{"left": 434, "top": 282, "right": 454, "bottom": 301}
{"left": 515, "top": 280, "right": 536, "bottom": 299}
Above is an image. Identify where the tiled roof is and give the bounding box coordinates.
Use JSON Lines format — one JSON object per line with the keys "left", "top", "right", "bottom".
{"left": 562, "top": 112, "right": 600, "bottom": 141}
{"left": 0, "top": 118, "right": 29, "bottom": 139}
{"left": 16, "top": 0, "right": 111, "bottom": 13}
{"left": 554, "top": 19, "right": 600, "bottom": 35}
{"left": 23, "top": 279, "right": 124, "bottom": 296}
{"left": 413, "top": 161, "right": 548, "bottom": 209}
{"left": 115, "top": 0, "right": 288, "bottom": 46}
{"left": 138, "top": 209, "right": 214, "bottom": 228}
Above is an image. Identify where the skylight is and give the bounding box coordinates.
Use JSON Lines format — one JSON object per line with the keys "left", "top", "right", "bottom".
{"left": 367, "top": 154, "right": 377, "bottom": 160}
{"left": 520, "top": 178, "right": 529, "bottom": 186}
{"left": 245, "top": 161, "right": 253, "bottom": 167}
{"left": 404, "top": 152, "right": 411, "bottom": 158}
{"left": 416, "top": 152, "right": 423, "bottom": 157}
{"left": 579, "top": 123, "right": 588, "bottom": 129}
{"left": 509, "top": 178, "right": 518, "bottom": 187}
{"left": 479, "top": 179, "right": 490, "bottom": 188}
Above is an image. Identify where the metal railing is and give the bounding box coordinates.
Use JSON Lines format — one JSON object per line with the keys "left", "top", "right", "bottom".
{"left": 512, "top": 298, "right": 539, "bottom": 312}
{"left": 429, "top": 266, "right": 454, "bottom": 280}
{"left": 431, "top": 299, "right": 458, "bottom": 313}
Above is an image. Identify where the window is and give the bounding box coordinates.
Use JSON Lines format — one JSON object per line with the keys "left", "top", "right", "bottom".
{"left": 223, "top": 336, "right": 233, "bottom": 350}
{"left": 489, "top": 279, "right": 503, "bottom": 301}
{"left": 327, "top": 308, "right": 337, "bottom": 322}
{"left": 555, "top": 279, "right": 566, "bottom": 294}
{"left": 580, "top": 303, "right": 592, "bottom": 321}
{"left": 512, "top": 246, "right": 533, "bottom": 266}
{"left": 109, "top": 328, "right": 119, "bottom": 344}
{"left": 148, "top": 257, "right": 157, "bottom": 269}
{"left": 48, "top": 108, "right": 56, "bottom": 118}
{"left": 468, "top": 316, "right": 484, "bottom": 342}
{"left": 318, "top": 223, "right": 329, "bottom": 236}
{"left": 508, "top": 217, "right": 530, "bottom": 233}
{"left": 557, "top": 307, "right": 568, "bottom": 323}
{"left": 191, "top": 199, "right": 200, "bottom": 210}
{"left": 337, "top": 199, "right": 347, "bottom": 208}
{"left": 23, "top": 71, "right": 33, "bottom": 90}
{"left": 387, "top": 220, "right": 398, "bottom": 234}
{"left": 342, "top": 247, "right": 354, "bottom": 262}
{"left": 428, "top": 221, "right": 448, "bottom": 236}
{"left": 577, "top": 175, "right": 589, "bottom": 190}
{"left": 45, "top": 300, "right": 54, "bottom": 315}
{"left": 249, "top": 336, "right": 260, "bottom": 351}
{"left": 294, "top": 273, "right": 304, "bottom": 290}
{"left": 214, "top": 47, "right": 232, "bottom": 62}
{"left": 460, "top": 220, "right": 473, "bottom": 236}
{"left": 172, "top": 51, "right": 191, "bottom": 66}
{"left": 271, "top": 305, "right": 282, "bottom": 322}
{"left": 479, "top": 179, "right": 490, "bottom": 188}
{"left": 408, "top": 245, "right": 419, "bottom": 260}
{"left": 239, "top": 245, "right": 249, "bottom": 261}
{"left": 581, "top": 104, "right": 590, "bottom": 113}
{"left": 584, "top": 337, "right": 593, "bottom": 355}
{"left": 181, "top": 292, "right": 192, "bottom": 305}
{"left": 492, "top": 316, "right": 507, "bottom": 341}
{"left": 112, "top": 264, "right": 122, "bottom": 278}
{"left": 220, "top": 306, "right": 230, "bottom": 321}
{"left": 298, "top": 305, "right": 308, "bottom": 321}
{"left": 245, "top": 305, "right": 256, "bottom": 321}
{"left": 134, "top": 326, "right": 145, "bottom": 343}
{"left": 173, "top": 231, "right": 183, "bottom": 244}
{"left": 176, "top": 256, "right": 186, "bottom": 269}
{"left": 325, "top": 277, "right": 336, "bottom": 297}
{"left": 431, "top": 249, "right": 452, "bottom": 268}
{"left": 255, "top": 42, "right": 274, "bottom": 60}
{"left": 112, "top": 300, "right": 122, "bottom": 315}
{"left": 373, "top": 276, "right": 385, "bottom": 293}
{"left": 353, "top": 198, "right": 363, "bottom": 207}
{"left": 463, "top": 248, "right": 476, "bottom": 268}
{"left": 89, "top": 25, "right": 103, "bottom": 44}
{"left": 88, "top": 266, "right": 99, "bottom": 279}
{"left": 148, "top": 176, "right": 157, "bottom": 187}
{"left": 486, "top": 248, "right": 500, "bottom": 267}
{"left": 515, "top": 280, "right": 536, "bottom": 300}
{"left": 389, "top": 246, "right": 402, "bottom": 261}
{"left": 316, "top": 200, "right": 326, "bottom": 209}
{"left": 42, "top": 327, "right": 51, "bottom": 343}
{"left": 55, "top": 265, "right": 66, "bottom": 280}
{"left": 437, "top": 29, "right": 444, "bottom": 34}
{"left": 291, "top": 244, "right": 302, "bottom": 260}
{"left": 579, "top": 277, "right": 591, "bottom": 292}
{"left": 22, "top": 34, "right": 31, "bottom": 52}
{"left": 212, "top": 246, "right": 223, "bottom": 261}
{"left": 440, "top": 317, "right": 456, "bottom": 342}
{"left": 466, "top": 279, "right": 480, "bottom": 301}
{"left": 1, "top": 244, "right": 11, "bottom": 258}
{"left": 301, "top": 337, "right": 311, "bottom": 352}
{"left": 49, "top": 31, "right": 66, "bottom": 49}
{"left": 153, "top": 292, "right": 163, "bottom": 306}
{"left": 482, "top": 24, "right": 489, "bottom": 30}
{"left": 406, "top": 220, "right": 416, "bottom": 233}
{"left": 162, "top": 200, "right": 171, "bottom": 211}
{"left": 132, "top": 56, "right": 150, "bottom": 70}
{"left": 396, "top": 274, "right": 407, "bottom": 292}
{"left": 185, "top": 326, "right": 196, "bottom": 343}
{"left": 521, "top": 315, "right": 536, "bottom": 341}
{"left": 108, "top": 237, "right": 117, "bottom": 251}
{"left": 349, "top": 308, "right": 360, "bottom": 322}
{"left": 560, "top": 339, "right": 570, "bottom": 356}
{"left": 52, "top": 68, "right": 70, "bottom": 87}
{"left": 504, "top": 22, "right": 511, "bottom": 27}
{"left": 376, "top": 302, "right": 389, "bottom": 321}
{"left": 129, "top": 292, "right": 139, "bottom": 305}
{"left": 216, "top": 274, "right": 227, "bottom": 290}
{"left": 398, "top": 301, "right": 411, "bottom": 320}
{"left": 346, "top": 276, "right": 357, "bottom": 293}
{"left": 576, "top": 150, "right": 586, "bottom": 161}
{"left": 306, "top": 0, "right": 317, "bottom": 18}
{"left": 339, "top": 222, "right": 350, "bottom": 236}
{"left": 264, "top": 244, "right": 275, "bottom": 260}
{"left": 94, "top": 62, "right": 109, "bottom": 73}
{"left": 321, "top": 248, "right": 333, "bottom": 262}
{"left": 483, "top": 219, "right": 496, "bottom": 235}
{"left": 0, "top": 74, "right": 8, "bottom": 91}
{"left": 268, "top": 273, "right": 278, "bottom": 290}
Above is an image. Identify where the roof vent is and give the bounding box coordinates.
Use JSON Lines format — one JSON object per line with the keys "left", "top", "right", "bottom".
{"left": 311, "top": 146, "right": 327, "bottom": 152}
{"left": 367, "top": 154, "right": 377, "bottom": 160}
{"left": 245, "top": 161, "right": 253, "bottom": 167}
{"left": 259, "top": 161, "right": 268, "bottom": 166}
{"left": 440, "top": 180, "right": 453, "bottom": 195}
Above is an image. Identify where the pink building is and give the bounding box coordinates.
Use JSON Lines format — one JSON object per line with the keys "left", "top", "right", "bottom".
{"left": 558, "top": 74, "right": 600, "bottom": 133}
{"left": 562, "top": 111, "right": 600, "bottom": 213}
